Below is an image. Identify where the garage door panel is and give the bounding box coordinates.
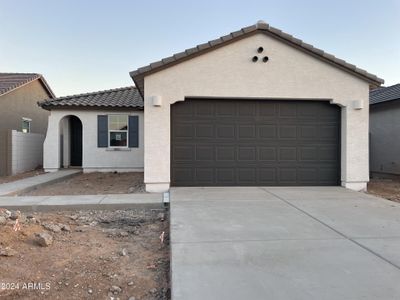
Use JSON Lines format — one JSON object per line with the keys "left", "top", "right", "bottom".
{"left": 319, "top": 146, "right": 339, "bottom": 161}
{"left": 318, "top": 125, "right": 339, "bottom": 139}
{"left": 279, "top": 103, "right": 298, "bottom": 117}
{"left": 258, "top": 168, "right": 277, "bottom": 183}
{"left": 238, "top": 125, "right": 256, "bottom": 139}
{"left": 318, "top": 167, "right": 340, "bottom": 182}
{"left": 279, "top": 168, "right": 297, "bottom": 183}
{"left": 173, "top": 145, "right": 194, "bottom": 161}
{"left": 297, "top": 168, "right": 318, "bottom": 183}
{"left": 216, "top": 102, "right": 236, "bottom": 116}
{"left": 279, "top": 147, "right": 297, "bottom": 161}
{"left": 174, "top": 124, "right": 194, "bottom": 138}
{"left": 195, "top": 146, "right": 214, "bottom": 161}
{"left": 217, "top": 125, "right": 235, "bottom": 139}
{"left": 171, "top": 99, "right": 340, "bottom": 186}
{"left": 195, "top": 102, "right": 215, "bottom": 116}
{"left": 259, "top": 125, "right": 277, "bottom": 139}
{"left": 299, "top": 126, "right": 317, "bottom": 139}
{"left": 196, "top": 124, "right": 214, "bottom": 138}
{"left": 279, "top": 125, "right": 297, "bottom": 139}
{"left": 259, "top": 102, "right": 277, "bottom": 117}
{"left": 216, "top": 169, "right": 235, "bottom": 183}
{"left": 238, "top": 102, "right": 256, "bottom": 116}
{"left": 238, "top": 147, "right": 256, "bottom": 161}
{"left": 172, "top": 168, "right": 194, "bottom": 184}
{"left": 258, "top": 147, "right": 276, "bottom": 161}
{"left": 195, "top": 168, "right": 214, "bottom": 183}
{"left": 216, "top": 146, "right": 235, "bottom": 161}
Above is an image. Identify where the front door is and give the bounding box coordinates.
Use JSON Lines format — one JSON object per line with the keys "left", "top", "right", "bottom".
{"left": 70, "top": 116, "right": 82, "bottom": 167}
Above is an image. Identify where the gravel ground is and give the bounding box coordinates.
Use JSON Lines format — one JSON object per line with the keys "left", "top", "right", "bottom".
{"left": 0, "top": 169, "right": 44, "bottom": 184}
{"left": 368, "top": 178, "right": 400, "bottom": 203}
{"left": 0, "top": 208, "right": 169, "bottom": 300}
{"left": 22, "top": 172, "right": 146, "bottom": 196}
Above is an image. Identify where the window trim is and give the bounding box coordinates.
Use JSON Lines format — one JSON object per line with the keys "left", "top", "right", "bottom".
{"left": 22, "top": 117, "right": 31, "bottom": 133}
{"left": 108, "top": 114, "right": 129, "bottom": 148}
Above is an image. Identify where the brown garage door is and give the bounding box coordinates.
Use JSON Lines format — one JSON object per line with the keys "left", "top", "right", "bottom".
{"left": 171, "top": 99, "right": 340, "bottom": 186}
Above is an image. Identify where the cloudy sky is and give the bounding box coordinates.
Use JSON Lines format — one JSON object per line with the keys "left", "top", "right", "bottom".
{"left": 1, "top": 0, "right": 399, "bottom": 96}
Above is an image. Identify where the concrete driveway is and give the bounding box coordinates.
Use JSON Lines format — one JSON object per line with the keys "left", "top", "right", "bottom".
{"left": 170, "top": 187, "right": 400, "bottom": 300}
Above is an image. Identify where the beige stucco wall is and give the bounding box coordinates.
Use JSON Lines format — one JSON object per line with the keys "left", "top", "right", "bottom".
{"left": 43, "top": 109, "right": 144, "bottom": 172}
{"left": 0, "top": 80, "right": 51, "bottom": 134}
{"left": 143, "top": 33, "right": 371, "bottom": 192}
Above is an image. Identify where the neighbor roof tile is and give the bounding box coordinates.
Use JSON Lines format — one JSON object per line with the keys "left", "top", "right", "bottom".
{"left": 370, "top": 84, "right": 400, "bottom": 105}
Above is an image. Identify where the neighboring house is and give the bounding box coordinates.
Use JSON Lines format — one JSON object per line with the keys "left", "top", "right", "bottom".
{"left": 39, "top": 87, "right": 144, "bottom": 172}
{"left": 369, "top": 84, "right": 400, "bottom": 176}
{"left": 0, "top": 73, "right": 55, "bottom": 176}
{"left": 40, "top": 21, "right": 384, "bottom": 192}
{"left": 0, "top": 73, "right": 55, "bottom": 134}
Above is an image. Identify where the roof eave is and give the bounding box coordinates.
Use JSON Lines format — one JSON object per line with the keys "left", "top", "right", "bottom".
{"left": 129, "top": 23, "right": 384, "bottom": 95}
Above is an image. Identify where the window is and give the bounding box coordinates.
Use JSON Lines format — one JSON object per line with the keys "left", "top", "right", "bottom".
{"left": 22, "top": 118, "right": 31, "bottom": 133}
{"left": 108, "top": 115, "right": 128, "bottom": 147}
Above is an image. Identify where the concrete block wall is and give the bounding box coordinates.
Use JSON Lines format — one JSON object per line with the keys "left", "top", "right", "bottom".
{"left": 4, "top": 130, "right": 44, "bottom": 175}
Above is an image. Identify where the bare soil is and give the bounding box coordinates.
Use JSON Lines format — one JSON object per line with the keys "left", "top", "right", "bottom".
{"left": 368, "top": 178, "right": 400, "bottom": 203}
{"left": 22, "top": 172, "right": 145, "bottom": 196}
{"left": 0, "top": 208, "right": 169, "bottom": 300}
{"left": 0, "top": 169, "right": 44, "bottom": 185}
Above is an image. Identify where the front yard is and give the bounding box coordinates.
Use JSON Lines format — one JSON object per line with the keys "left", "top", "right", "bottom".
{"left": 0, "top": 208, "right": 169, "bottom": 300}
{"left": 0, "top": 169, "right": 44, "bottom": 185}
{"left": 21, "top": 172, "right": 145, "bottom": 196}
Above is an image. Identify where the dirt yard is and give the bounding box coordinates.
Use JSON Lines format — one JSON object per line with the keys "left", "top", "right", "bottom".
{"left": 0, "top": 169, "right": 44, "bottom": 185}
{"left": 22, "top": 172, "right": 145, "bottom": 196}
{"left": 0, "top": 208, "right": 169, "bottom": 300}
{"left": 368, "top": 178, "right": 400, "bottom": 203}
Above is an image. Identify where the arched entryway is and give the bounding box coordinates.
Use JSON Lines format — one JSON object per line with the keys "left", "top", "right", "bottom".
{"left": 59, "top": 115, "right": 83, "bottom": 168}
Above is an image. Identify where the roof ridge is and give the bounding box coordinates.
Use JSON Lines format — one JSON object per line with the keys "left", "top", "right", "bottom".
{"left": 0, "top": 73, "right": 45, "bottom": 97}
{"left": 130, "top": 21, "right": 384, "bottom": 96}
{"left": 0, "top": 72, "right": 41, "bottom": 76}
{"left": 52, "top": 86, "right": 136, "bottom": 101}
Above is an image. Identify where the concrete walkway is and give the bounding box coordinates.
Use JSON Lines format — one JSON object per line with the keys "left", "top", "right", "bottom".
{"left": 170, "top": 187, "right": 400, "bottom": 300}
{"left": 0, "top": 169, "right": 81, "bottom": 196}
{"left": 0, "top": 193, "right": 162, "bottom": 211}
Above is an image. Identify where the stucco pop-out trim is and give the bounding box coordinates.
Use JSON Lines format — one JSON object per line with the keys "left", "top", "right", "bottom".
{"left": 142, "top": 33, "right": 372, "bottom": 192}
{"left": 43, "top": 109, "right": 144, "bottom": 172}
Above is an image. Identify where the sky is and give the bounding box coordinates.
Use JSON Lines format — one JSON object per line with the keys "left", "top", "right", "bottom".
{"left": 0, "top": 0, "right": 399, "bottom": 97}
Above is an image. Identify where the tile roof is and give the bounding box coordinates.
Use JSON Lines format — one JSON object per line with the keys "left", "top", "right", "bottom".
{"left": 370, "top": 83, "right": 400, "bottom": 105}
{"left": 38, "top": 86, "right": 143, "bottom": 110}
{"left": 130, "top": 21, "right": 384, "bottom": 95}
{"left": 0, "top": 73, "right": 55, "bottom": 98}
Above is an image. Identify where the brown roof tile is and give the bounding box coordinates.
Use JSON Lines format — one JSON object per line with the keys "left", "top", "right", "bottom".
{"left": 130, "top": 21, "right": 384, "bottom": 95}
{"left": 39, "top": 86, "right": 143, "bottom": 110}
{"left": 0, "top": 73, "right": 55, "bottom": 98}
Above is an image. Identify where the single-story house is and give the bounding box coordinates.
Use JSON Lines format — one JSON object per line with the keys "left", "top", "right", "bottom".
{"left": 369, "top": 83, "right": 400, "bottom": 176}
{"left": 39, "top": 21, "right": 384, "bottom": 192}
{"left": 40, "top": 87, "right": 144, "bottom": 172}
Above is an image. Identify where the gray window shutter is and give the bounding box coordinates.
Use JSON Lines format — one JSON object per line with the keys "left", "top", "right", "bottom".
{"left": 98, "top": 115, "right": 108, "bottom": 147}
{"left": 128, "top": 115, "right": 139, "bottom": 148}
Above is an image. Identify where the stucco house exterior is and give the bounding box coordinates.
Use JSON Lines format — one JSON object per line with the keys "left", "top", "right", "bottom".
{"left": 369, "top": 84, "right": 400, "bottom": 176}
{"left": 0, "top": 73, "right": 55, "bottom": 176}
{"left": 40, "top": 21, "right": 384, "bottom": 192}
{"left": 40, "top": 87, "right": 144, "bottom": 172}
{"left": 0, "top": 73, "right": 54, "bottom": 134}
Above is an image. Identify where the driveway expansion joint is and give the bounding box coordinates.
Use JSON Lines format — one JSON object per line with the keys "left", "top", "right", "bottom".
{"left": 261, "top": 187, "right": 400, "bottom": 271}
